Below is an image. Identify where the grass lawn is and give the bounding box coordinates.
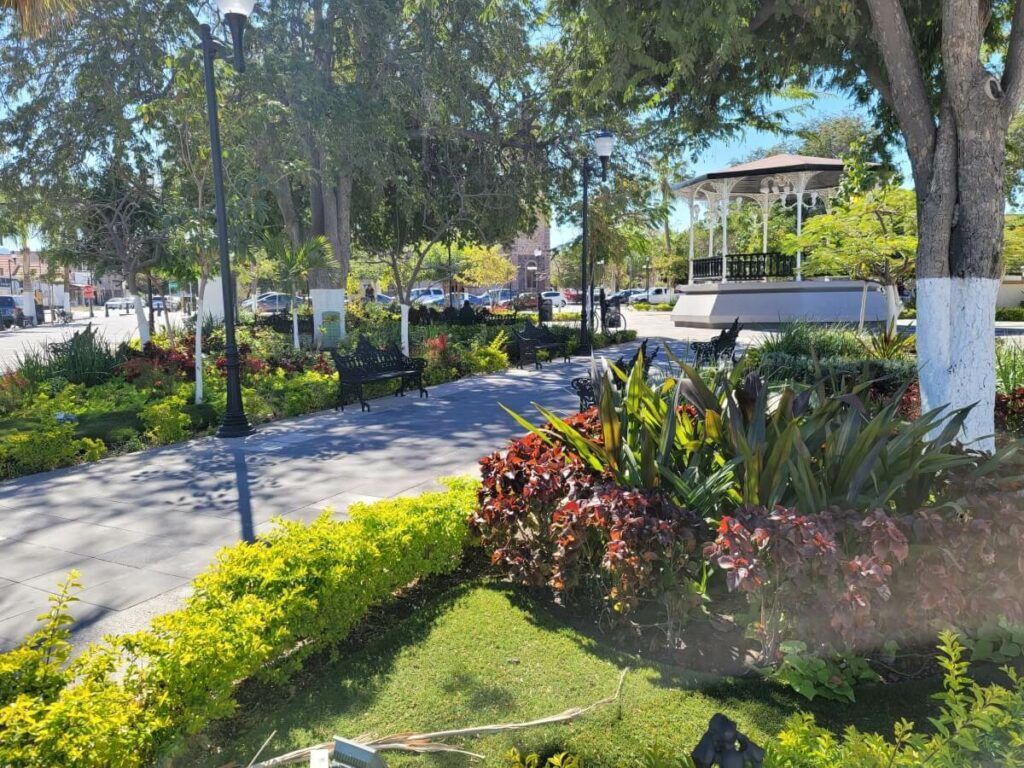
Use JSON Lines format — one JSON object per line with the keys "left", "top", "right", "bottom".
{"left": 177, "top": 580, "right": 942, "bottom": 768}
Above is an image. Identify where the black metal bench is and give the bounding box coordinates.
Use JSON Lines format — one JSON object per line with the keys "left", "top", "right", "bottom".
{"left": 570, "top": 339, "right": 659, "bottom": 411}
{"left": 514, "top": 320, "right": 570, "bottom": 370}
{"left": 330, "top": 335, "right": 427, "bottom": 412}
{"left": 691, "top": 318, "right": 741, "bottom": 367}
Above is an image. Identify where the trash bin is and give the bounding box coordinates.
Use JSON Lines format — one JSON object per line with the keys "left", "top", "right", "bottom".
{"left": 539, "top": 299, "right": 553, "bottom": 322}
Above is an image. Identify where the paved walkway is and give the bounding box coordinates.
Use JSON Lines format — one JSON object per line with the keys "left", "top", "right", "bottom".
{"left": 1, "top": 345, "right": 656, "bottom": 651}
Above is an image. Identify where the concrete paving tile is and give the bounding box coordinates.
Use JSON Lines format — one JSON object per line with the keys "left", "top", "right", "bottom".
{"left": 77, "top": 506, "right": 239, "bottom": 541}
{"left": 97, "top": 538, "right": 227, "bottom": 579}
{"left": 0, "top": 539, "right": 83, "bottom": 581}
{"left": 76, "top": 570, "right": 188, "bottom": 611}
{"left": 0, "top": 610, "right": 50, "bottom": 642}
{"left": 0, "top": 582, "right": 53, "bottom": 620}
{"left": 23, "top": 558, "right": 144, "bottom": 594}
{"left": 10, "top": 518, "right": 149, "bottom": 558}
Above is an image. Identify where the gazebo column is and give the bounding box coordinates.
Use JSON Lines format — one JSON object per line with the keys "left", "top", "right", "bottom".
{"left": 687, "top": 194, "right": 696, "bottom": 284}
{"left": 792, "top": 171, "right": 813, "bottom": 282}
{"left": 714, "top": 180, "right": 736, "bottom": 283}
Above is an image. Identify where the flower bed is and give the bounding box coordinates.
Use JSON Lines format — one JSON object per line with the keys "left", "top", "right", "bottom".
{"left": 0, "top": 316, "right": 635, "bottom": 480}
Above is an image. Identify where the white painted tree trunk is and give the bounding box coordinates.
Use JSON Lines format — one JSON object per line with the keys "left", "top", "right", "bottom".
{"left": 915, "top": 277, "right": 997, "bottom": 452}
{"left": 858, "top": 283, "right": 868, "bottom": 332}
{"left": 310, "top": 288, "right": 346, "bottom": 347}
{"left": 400, "top": 303, "right": 411, "bottom": 356}
{"left": 133, "top": 294, "right": 151, "bottom": 345}
{"left": 292, "top": 307, "right": 300, "bottom": 350}
{"left": 194, "top": 280, "right": 205, "bottom": 405}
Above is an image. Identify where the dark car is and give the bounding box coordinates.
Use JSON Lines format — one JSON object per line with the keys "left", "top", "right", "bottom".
{"left": 0, "top": 295, "right": 25, "bottom": 327}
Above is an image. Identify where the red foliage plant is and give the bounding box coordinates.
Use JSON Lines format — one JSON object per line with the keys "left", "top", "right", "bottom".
{"left": 473, "top": 408, "right": 706, "bottom": 621}
{"left": 995, "top": 388, "right": 1024, "bottom": 434}
{"left": 706, "top": 484, "right": 1024, "bottom": 662}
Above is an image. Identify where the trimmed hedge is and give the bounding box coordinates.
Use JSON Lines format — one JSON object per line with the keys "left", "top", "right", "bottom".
{"left": 0, "top": 478, "right": 476, "bottom": 768}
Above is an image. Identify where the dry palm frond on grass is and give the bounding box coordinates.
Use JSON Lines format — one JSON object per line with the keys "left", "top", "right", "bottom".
{"left": 247, "top": 669, "right": 629, "bottom": 768}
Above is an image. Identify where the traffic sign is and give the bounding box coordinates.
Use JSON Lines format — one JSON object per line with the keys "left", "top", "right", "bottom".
{"left": 83, "top": 285, "right": 95, "bottom": 300}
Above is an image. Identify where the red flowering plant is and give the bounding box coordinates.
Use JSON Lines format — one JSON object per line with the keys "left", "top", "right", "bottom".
{"left": 995, "top": 388, "right": 1024, "bottom": 435}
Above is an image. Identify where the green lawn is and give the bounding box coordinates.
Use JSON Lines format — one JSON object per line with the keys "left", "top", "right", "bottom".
{"left": 176, "top": 581, "right": 942, "bottom": 768}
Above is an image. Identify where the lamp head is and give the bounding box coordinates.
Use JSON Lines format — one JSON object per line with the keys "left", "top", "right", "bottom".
{"left": 217, "top": 0, "right": 255, "bottom": 72}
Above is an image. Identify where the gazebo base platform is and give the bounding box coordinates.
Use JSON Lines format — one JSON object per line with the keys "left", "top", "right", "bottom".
{"left": 670, "top": 279, "right": 893, "bottom": 328}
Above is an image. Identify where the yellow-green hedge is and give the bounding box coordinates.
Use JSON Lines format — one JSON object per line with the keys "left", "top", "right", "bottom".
{"left": 0, "top": 478, "right": 476, "bottom": 767}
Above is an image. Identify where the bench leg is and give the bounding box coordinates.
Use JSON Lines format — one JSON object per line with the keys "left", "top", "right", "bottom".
{"left": 336, "top": 382, "right": 346, "bottom": 412}
{"left": 417, "top": 373, "right": 427, "bottom": 398}
{"left": 358, "top": 383, "right": 370, "bottom": 412}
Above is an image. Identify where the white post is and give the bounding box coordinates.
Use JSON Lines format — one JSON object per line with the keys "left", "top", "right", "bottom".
{"left": 793, "top": 172, "right": 812, "bottom": 282}
{"left": 761, "top": 195, "right": 770, "bottom": 253}
{"left": 721, "top": 191, "right": 729, "bottom": 283}
{"left": 687, "top": 196, "right": 696, "bottom": 284}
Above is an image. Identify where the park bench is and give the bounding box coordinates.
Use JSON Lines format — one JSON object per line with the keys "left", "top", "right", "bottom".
{"left": 570, "top": 339, "right": 659, "bottom": 411}
{"left": 514, "top": 320, "right": 570, "bottom": 370}
{"left": 690, "top": 318, "right": 741, "bottom": 367}
{"left": 330, "top": 335, "right": 427, "bottom": 412}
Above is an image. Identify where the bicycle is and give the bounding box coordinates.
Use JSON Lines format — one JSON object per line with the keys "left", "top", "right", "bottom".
{"left": 598, "top": 296, "right": 626, "bottom": 334}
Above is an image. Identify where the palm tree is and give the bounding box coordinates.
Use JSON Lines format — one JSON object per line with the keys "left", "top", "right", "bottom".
{"left": 264, "top": 234, "right": 330, "bottom": 350}
{"left": 2, "top": 0, "right": 76, "bottom": 36}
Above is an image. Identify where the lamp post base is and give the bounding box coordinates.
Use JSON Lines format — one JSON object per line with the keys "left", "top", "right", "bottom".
{"left": 217, "top": 414, "right": 254, "bottom": 439}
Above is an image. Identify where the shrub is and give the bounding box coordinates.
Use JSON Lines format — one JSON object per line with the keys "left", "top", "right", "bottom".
{"left": 748, "top": 322, "right": 863, "bottom": 365}
{"left": 33, "top": 325, "right": 125, "bottom": 386}
{"left": 474, "top": 408, "right": 708, "bottom": 629}
{"left": 705, "top": 478, "right": 1024, "bottom": 696}
{"left": 0, "top": 372, "right": 30, "bottom": 415}
{"left": 755, "top": 352, "right": 916, "bottom": 394}
{"left": 0, "top": 479, "right": 476, "bottom": 768}
{"left": 0, "top": 425, "right": 84, "bottom": 478}
{"left": 140, "top": 397, "right": 192, "bottom": 445}
{"left": 996, "top": 341, "right": 1024, "bottom": 394}
{"left": 769, "top": 632, "right": 1024, "bottom": 767}
{"left": 278, "top": 369, "right": 337, "bottom": 416}
{"left": 996, "top": 306, "right": 1024, "bottom": 322}
{"left": 996, "top": 388, "right": 1024, "bottom": 434}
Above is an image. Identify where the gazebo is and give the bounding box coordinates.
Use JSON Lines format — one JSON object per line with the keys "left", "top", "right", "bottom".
{"left": 670, "top": 153, "right": 892, "bottom": 327}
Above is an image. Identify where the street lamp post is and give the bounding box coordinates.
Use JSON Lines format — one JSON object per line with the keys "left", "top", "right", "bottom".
{"left": 580, "top": 130, "right": 614, "bottom": 349}
{"left": 200, "top": 0, "right": 256, "bottom": 438}
{"left": 532, "top": 248, "right": 543, "bottom": 318}
{"left": 645, "top": 261, "right": 651, "bottom": 295}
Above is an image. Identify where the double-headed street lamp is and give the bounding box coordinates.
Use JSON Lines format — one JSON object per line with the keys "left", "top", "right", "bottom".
{"left": 580, "top": 130, "right": 614, "bottom": 349}
{"left": 200, "top": 0, "right": 256, "bottom": 438}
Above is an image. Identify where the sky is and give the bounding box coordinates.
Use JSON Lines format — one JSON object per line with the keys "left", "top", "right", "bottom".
{"left": 549, "top": 89, "right": 913, "bottom": 249}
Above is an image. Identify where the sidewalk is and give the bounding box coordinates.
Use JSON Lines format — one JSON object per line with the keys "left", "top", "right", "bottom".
{"left": 0, "top": 351, "right": 630, "bottom": 651}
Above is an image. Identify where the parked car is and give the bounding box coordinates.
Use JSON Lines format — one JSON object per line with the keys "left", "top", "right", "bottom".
{"left": 374, "top": 293, "right": 395, "bottom": 305}
{"left": 629, "top": 287, "right": 677, "bottom": 305}
{"left": 539, "top": 290, "right": 568, "bottom": 308}
{"left": 149, "top": 296, "right": 182, "bottom": 311}
{"left": 608, "top": 288, "right": 645, "bottom": 303}
{"left": 244, "top": 292, "right": 296, "bottom": 314}
{"left": 104, "top": 296, "right": 135, "bottom": 311}
{"left": 486, "top": 288, "right": 515, "bottom": 307}
{"left": 433, "top": 292, "right": 488, "bottom": 307}
{"left": 410, "top": 286, "right": 445, "bottom": 304}
{"left": 0, "top": 295, "right": 25, "bottom": 327}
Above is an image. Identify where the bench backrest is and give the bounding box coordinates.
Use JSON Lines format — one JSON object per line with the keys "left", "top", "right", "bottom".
{"left": 520, "top": 320, "right": 560, "bottom": 343}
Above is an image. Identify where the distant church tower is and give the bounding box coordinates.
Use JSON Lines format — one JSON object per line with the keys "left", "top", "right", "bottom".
{"left": 505, "top": 219, "right": 551, "bottom": 293}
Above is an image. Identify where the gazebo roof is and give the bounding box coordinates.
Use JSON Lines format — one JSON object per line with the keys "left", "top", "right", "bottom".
{"left": 674, "top": 153, "right": 845, "bottom": 197}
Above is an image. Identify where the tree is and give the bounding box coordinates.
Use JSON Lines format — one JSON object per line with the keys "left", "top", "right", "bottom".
{"left": 458, "top": 244, "right": 517, "bottom": 293}
{"left": 554, "top": 0, "right": 1024, "bottom": 451}
{"left": 789, "top": 186, "right": 917, "bottom": 284}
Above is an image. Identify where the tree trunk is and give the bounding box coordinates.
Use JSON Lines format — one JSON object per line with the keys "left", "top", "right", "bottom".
{"left": 292, "top": 305, "right": 300, "bottom": 350}
{"left": 321, "top": 168, "right": 353, "bottom": 342}
{"left": 127, "top": 273, "right": 150, "bottom": 346}
{"left": 914, "top": 102, "right": 1005, "bottom": 453}
{"left": 400, "top": 303, "right": 411, "bottom": 356}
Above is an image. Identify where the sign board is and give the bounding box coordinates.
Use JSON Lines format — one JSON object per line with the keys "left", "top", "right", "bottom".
{"left": 321, "top": 311, "right": 342, "bottom": 348}
{"left": 83, "top": 285, "right": 95, "bottom": 300}
{"left": 168, "top": 280, "right": 178, "bottom": 292}
{"left": 72, "top": 271, "right": 91, "bottom": 286}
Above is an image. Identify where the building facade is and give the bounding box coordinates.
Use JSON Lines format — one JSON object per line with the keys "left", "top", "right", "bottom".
{"left": 505, "top": 220, "right": 551, "bottom": 293}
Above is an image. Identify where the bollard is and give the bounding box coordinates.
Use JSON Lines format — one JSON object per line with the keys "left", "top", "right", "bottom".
{"left": 691, "top": 713, "right": 764, "bottom": 768}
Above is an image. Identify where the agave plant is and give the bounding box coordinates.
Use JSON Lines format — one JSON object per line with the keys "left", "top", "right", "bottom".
{"left": 858, "top": 319, "right": 916, "bottom": 360}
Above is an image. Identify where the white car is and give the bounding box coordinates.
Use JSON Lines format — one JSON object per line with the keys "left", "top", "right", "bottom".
{"left": 410, "top": 286, "right": 445, "bottom": 304}
{"left": 629, "top": 287, "right": 676, "bottom": 305}
{"left": 104, "top": 296, "right": 135, "bottom": 311}
{"left": 540, "top": 290, "right": 568, "bottom": 308}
